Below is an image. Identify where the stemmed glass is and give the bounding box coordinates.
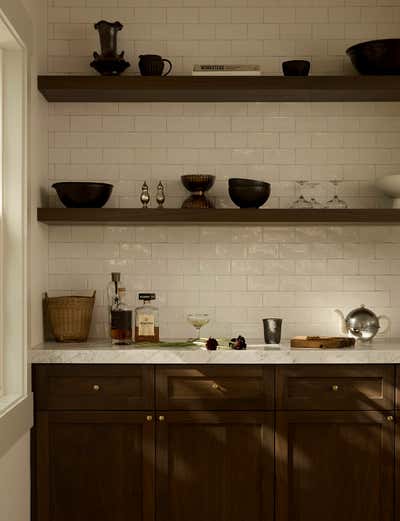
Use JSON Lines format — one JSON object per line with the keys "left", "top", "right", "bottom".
{"left": 187, "top": 313, "right": 210, "bottom": 340}
{"left": 307, "top": 182, "right": 324, "bottom": 209}
{"left": 325, "top": 180, "right": 348, "bottom": 209}
{"left": 290, "top": 180, "right": 312, "bottom": 208}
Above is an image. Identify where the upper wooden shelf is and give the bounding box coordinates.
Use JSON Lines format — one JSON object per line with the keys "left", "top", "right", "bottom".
{"left": 37, "top": 75, "right": 400, "bottom": 103}
{"left": 37, "top": 208, "right": 400, "bottom": 225}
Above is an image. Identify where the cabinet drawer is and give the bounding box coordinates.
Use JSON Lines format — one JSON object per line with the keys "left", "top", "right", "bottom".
{"left": 156, "top": 366, "right": 274, "bottom": 410}
{"left": 33, "top": 365, "right": 154, "bottom": 410}
{"left": 276, "top": 365, "right": 394, "bottom": 411}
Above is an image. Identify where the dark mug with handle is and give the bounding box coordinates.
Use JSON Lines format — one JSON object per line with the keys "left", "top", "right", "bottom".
{"left": 138, "top": 55, "right": 172, "bottom": 76}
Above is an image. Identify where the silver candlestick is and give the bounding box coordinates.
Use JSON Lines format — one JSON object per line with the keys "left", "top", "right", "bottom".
{"left": 140, "top": 181, "right": 150, "bottom": 208}
{"left": 156, "top": 181, "right": 165, "bottom": 208}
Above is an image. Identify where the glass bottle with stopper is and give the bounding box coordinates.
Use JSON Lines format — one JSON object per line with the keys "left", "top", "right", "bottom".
{"left": 140, "top": 181, "right": 150, "bottom": 208}
{"left": 107, "top": 272, "right": 133, "bottom": 345}
{"left": 135, "top": 293, "right": 159, "bottom": 342}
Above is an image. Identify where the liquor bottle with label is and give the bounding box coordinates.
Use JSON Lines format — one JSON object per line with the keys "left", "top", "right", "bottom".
{"left": 134, "top": 293, "right": 159, "bottom": 343}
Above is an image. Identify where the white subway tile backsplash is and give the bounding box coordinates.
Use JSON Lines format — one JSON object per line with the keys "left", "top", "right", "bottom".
{"left": 46, "top": 0, "right": 400, "bottom": 339}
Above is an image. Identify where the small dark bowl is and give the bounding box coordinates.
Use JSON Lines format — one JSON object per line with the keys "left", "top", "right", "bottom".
{"left": 181, "top": 175, "right": 215, "bottom": 193}
{"left": 282, "top": 60, "right": 310, "bottom": 76}
{"left": 347, "top": 39, "right": 400, "bottom": 75}
{"left": 228, "top": 178, "right": 271, "bottom": 209}
{"left": 52, "top": 182, "right": 113, "bottom": 208}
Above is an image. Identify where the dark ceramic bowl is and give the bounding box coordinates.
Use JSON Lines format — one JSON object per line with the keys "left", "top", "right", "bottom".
{"left": 347, "top": 39, "right": 400, "bottom": 75}
{"left": 181, "top": 175, "right": 215, "bottom": 193}
{"left": 228, "top": 178, "right": 271, "bottom": 209}
{"left": 282, "top": 60, "right": 310, "bottom": 76}
{"left": 52, "top": 182, "right": 113, "bottom": 208}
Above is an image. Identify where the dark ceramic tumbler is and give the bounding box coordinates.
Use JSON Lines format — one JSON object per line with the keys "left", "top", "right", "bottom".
{"left": 263, "top": 318, "right": 282, "bottom": 344}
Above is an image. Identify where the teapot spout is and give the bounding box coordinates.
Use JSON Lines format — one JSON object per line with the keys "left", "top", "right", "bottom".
{"left": 334, "top": 309, "right": 348, "bottom": 336}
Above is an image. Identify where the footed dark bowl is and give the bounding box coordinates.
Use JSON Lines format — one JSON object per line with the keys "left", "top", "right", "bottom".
{"left": 228, "top": 178, "right": 271, "bottom": 209}
{"left": 347, "top": 39, "right": 400, "bottom": 75}
{"left": 52, "top": 182, "right": 113, "bottom": 208}
{"left": 181, "top": 175, "right": 215, "bottom": 193}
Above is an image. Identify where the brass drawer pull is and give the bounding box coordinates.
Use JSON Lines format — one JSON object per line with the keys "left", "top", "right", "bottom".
{"left": 331, "top": 385, "right": 339, "bottom": 392}
{"left": 158, "top": 415, "right": 165, "bottom": 422}
{"left": 93, "top": 384, "right": 100, "bottom": 392}
{"left": 212, "top": 383, "right": 220, "bottom": 390}
{"left": 146, "top": 415, "right": 153, "bottom": 422}
{"left": 387, "top": 415, "right": 394, "bottom": 423}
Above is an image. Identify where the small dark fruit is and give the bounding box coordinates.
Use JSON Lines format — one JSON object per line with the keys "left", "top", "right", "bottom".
{"left": 206, "top": 337, "right": 219, "bottom": 351}
{"left": 229, "top": 335, "right": 247, "bottom": 350}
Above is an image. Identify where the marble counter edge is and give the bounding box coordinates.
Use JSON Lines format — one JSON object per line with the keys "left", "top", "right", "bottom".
{"left": 29, "top": 339, "right": 400, "bottom": 364}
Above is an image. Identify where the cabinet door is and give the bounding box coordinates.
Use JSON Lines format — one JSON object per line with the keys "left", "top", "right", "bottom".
{"left": 34, "top": 411, "right": 155, "bottom": 521}
{"left": 276, "top": 411, "right": 394, "bottom": 521}
{"left": 156, "top": 412, "right": 274, "bottom": 521}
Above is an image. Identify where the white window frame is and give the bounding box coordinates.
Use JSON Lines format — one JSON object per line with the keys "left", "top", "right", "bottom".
{"left": 0, "top": 9, "right": 29, "bottom": 412}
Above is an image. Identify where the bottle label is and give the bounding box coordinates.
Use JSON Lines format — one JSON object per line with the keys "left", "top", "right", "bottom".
{"left": 138, "top": 313, "right": 155, "bottom": 336}
{"left": 111, "top": 310, "right": 132, "bottom": 330}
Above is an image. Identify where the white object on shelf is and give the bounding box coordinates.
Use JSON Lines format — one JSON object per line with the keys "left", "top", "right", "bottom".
{"left": 192, "top": 64, "right": 261, "bottom": 76}
{"left": 376, "top": 174, "right": 400, "bottom": 208}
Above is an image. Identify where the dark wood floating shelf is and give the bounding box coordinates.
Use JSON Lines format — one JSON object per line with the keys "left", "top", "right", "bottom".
{"left": 37, "top": 208, "right": 400, "bottom": 225}
{"left": 37, "top": 75, "right": 400, "bottom": 103}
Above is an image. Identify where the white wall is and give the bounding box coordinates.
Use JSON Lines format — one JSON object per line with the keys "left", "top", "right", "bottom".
{"left": 46, "top": 0, "right": 400, "bottom": 340}
{"left": 0, "top": 432, "right": 30, "bottom": 521}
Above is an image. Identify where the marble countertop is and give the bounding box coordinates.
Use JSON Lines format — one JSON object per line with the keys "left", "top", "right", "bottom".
{"left": 29, "top": 338, "right": 400, "bottom": 364}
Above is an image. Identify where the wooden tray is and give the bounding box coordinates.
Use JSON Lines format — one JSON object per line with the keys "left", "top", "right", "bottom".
{"left": 290, "top": 336, "right": 356, "bottom": 349}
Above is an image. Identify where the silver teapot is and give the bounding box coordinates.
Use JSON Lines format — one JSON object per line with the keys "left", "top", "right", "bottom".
{"left": 335, "top": 305, "right": 390, "bottom": 342}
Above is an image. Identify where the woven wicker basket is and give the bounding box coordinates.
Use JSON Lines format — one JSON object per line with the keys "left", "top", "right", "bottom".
{"left": 45, "top": 292, "right": 96, "bottom": 342}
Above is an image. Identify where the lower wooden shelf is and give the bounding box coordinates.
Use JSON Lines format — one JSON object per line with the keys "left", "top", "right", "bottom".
{"left": 37, "top": 208, "right": 400, "bottom": 225}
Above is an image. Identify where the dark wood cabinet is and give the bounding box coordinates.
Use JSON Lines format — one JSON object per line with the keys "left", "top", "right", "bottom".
{"left": 156, "top": 412, "right": 274, "bottom": 521}
{"left": 275, "top": 411, "right": 394, "bottom": 521}
{"left": 34, "top": 365, "right": 154, "bottom": 410}
{"left": 156, "top": 366, "right": 274, "bottom": 410}
{"left": 276, "top": 365, "right": 394, "bottom": 411}
{"left": 32, "top": 364, "right": 399, "bottom": 521}
{"left": 34, "top": 411, "right": 155, "bottom": 521}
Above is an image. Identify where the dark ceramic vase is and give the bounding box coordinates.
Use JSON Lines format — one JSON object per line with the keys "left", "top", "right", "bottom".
{"left": 139, "top": 55, "right": 172, "bottom": 76}
{"left": 90, "top": 20, "right": 130, "bottom": 76}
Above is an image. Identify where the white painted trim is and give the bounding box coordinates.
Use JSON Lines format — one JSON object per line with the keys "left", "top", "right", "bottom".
{"left": 0, "top": 1, "right": 32, "bottom": 53}
{"left": 0, "top": 393, "right": 33, "bottom": 459}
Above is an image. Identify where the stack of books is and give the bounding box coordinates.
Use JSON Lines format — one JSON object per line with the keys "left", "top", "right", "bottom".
{"left": 192, "top": 64, "right": 261, "bottom": 76}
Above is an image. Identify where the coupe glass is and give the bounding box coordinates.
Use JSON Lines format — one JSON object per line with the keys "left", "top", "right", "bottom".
{"left": 325, "top": 180, "right": 348, "bottom": 209}
{"left": 187, "top": 313, "right": 210, "bottom": 340}
{"left": 290, "top": 180, "right": 312, "bottom": 208}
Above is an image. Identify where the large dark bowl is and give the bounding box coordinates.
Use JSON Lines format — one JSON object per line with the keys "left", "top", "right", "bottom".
{"left": 228, "top": 178, "right": 271, "bottom": 209}
{"left": 52, "top": 182, "right": 113, "bottom": 208}
{"left": 347, "top": 39, "right": 400, "bottom": 75}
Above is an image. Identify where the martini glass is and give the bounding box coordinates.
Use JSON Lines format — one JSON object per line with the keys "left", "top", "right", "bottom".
{"left": 307, "top": 182, "right": 324, "bottom": 209}
{"left": 325, "top": 179, "right": 348, "bottom": 209}
{"left": 187, "top": 313, "right": 210, "bottom": 340}
{"left": 290, "top": 180, "right": 312, "bottom": 208}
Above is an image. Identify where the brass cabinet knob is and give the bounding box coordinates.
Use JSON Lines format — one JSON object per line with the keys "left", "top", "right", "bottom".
{"left": 331, "top": 385, "right": 339, "bottom": 392}
{"left": 146, "top": 415, "right": 153, "bottom": 422}
{"left": 387, "top": 415, "right": 394, "bottom": 423}
{"left": 212, "top": 383, "right": 220, "bottom": 390}
{"left": 158, "top": 415, "right": 165, "bottom": 422}
{"left": 93, "top": 384, "right": 100, "bottom": 392}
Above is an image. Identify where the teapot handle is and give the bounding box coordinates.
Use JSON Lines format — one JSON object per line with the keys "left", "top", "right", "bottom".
{"left": 378, "top": 315, "right": 391, "bottom": 335}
